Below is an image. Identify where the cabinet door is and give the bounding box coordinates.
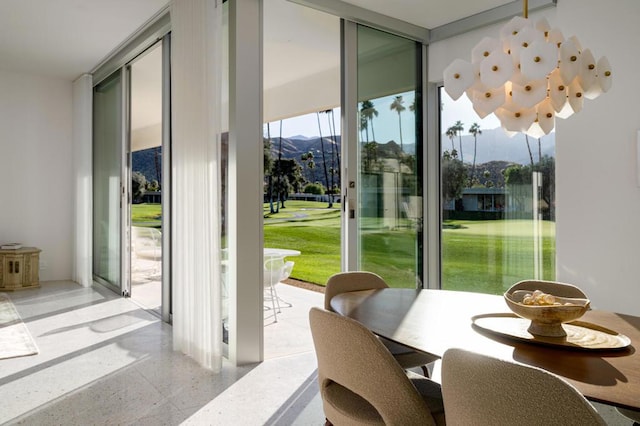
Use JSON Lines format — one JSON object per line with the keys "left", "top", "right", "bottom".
{"left": 5, "top": 256, "right": 24, "bottom": 288}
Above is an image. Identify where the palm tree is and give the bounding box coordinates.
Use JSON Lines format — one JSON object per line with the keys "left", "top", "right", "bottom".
{"left": 390, "top": 95, "right": 406, "bottom": 152}
{"left": 446, "top": 126, "right": 456, "bottom": 152}
{"left": 454, "top": 120, "right": 465, "bottom": 163}
{"left": 525, "top": 134, "right": 534, "bottom": 167}
{"left": 316, "top": 111, "right": 332, "bottom": 207}
{"left": 301, "top": 151, "right": 315, "bottom": 183}
{"left": 359, "top": 115, "right": 369, "bottom": 142}
{"left": 324, "top": 109, "right": 337, "bottom": 204}
{"left": 360, "top": 100, "right": 378, "bottom": 142}
{"left": 469, "top": 123, "right": 482, "bottom": 181}
{"left": 265, "top": 122, "right": 276, "bottom": 214}
{"left": 537, "top": 137, "right": 543, "bottom": 165}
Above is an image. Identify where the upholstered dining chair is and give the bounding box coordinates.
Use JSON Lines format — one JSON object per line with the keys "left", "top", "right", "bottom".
{"left": 441, "top": 348, "right": 606, "bottom": 426}
{"left": 325, "top": 271, "right": 438, "bottom": 376}
{"left": 309, "top": 307, "right": 446, "bottom": 426}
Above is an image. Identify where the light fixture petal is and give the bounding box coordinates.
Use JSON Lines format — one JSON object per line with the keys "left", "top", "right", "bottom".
{"left": 443, "top": 59, "right": 475, "bottom": 100}
{"left": 577, "top": 48, "right": 598, "bottom": 93}
{"left": 520, "top": 40, "right": 559, "bottom": 80}
{"left": 525, "top": 121, "right": 546, "bottom": 138}
{"left": 597, "top": 56, "right": 613, "bottom": 93}
{"left": 495, "top": 106, "right": 536, "bottom": 133}
{"left": 472, "top": 37, "right": 501, "bottom": 64}
{"left": 548, "top": 68, "right": 569, "bottom": 113}
{"left": 555, "top": 101, "right": 575, "bottom": 119}
{"left": 500, "top": 16, "right": 531, "bottom": 40}
{"left": 511, "top": 26, "right": 545, "bottom": 61}
{"left": 471, "top": 85, "right": 506, "bottom": 117}
{"left": 547, "top": 28, "right": 565, "bottom": 48}
{"left": 568, "top": 79, "right": 584, "bottom": 113}
{"left": 480, "top": 51, "right": 514, "bottom": 88}
{"left": 568, "top": 35, "right": 583, "bottom": 53}
{"left": 536, "top": 99, "right": 556, "bottom": 135}
{"left": 512, "top": 79, "right": 547, "bottom": 109}
{"left": 559, "top": 38, "right": 581, "bottom": 84}
{"left": 502, "top": 81, "right": 520, "bottom": 112}
{"left": 535, "top": 18, "right": 551, "bottom": 36}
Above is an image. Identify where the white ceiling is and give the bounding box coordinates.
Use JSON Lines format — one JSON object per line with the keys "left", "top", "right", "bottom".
{"left": 340, "top": 0, "right": 513, "bottom": 29}
{"left": 0, "top": 0, "right": 508, "bottom": 82}
{"left": 0, "top": 0, "right": 168, "bottom": 80}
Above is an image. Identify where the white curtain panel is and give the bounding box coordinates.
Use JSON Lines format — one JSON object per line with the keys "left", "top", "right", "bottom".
{"left": 171, "top": 0, "right": 223, "bottom": 371}
{"left": 72, "top": 74, "right": 93, "bottom": 287}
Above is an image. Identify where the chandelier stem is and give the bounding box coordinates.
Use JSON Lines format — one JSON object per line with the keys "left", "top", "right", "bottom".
{"left": 523, "top": 0, "right": 528, "bottom": 18}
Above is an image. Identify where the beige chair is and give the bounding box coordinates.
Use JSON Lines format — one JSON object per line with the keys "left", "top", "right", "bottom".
{"left": 325, "top": 271, "right": 438, "bottom": 376}
{"left": 441, "top": 348, "right": 606, "bottom": 426}
{"left": 309, "top": 307, "right": 445, "bottom": 426}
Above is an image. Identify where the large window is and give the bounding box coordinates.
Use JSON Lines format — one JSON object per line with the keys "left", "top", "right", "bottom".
{"left": 439, "top": 88, "right": 555, "bottom": 294}
{"left": 357, "top": 25, "right": 423, "bottom": 288}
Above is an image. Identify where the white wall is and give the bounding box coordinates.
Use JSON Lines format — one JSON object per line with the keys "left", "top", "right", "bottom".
{"left": 0, "top": 69, "right": 73, "bottom": 282}
{"left": 554, "top": 0, "right": 640, "bottom": 315}
{"left": 428, "top": 2, "right": 640, "bottom": 315}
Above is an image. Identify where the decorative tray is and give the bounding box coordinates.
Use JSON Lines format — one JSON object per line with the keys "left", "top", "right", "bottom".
{"left": 471, "top": 313, "right": 631, "bottom": 351}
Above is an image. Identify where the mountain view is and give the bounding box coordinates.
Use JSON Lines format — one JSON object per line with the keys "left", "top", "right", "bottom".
{"left": 132, "top": 128, "right": 554, "bottom": 186}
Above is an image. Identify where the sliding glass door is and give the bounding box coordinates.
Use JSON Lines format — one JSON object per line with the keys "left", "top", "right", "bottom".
{"left": 93, "top": 70, "right": 124, "bottom": 292}
{"left": 354, "top": 25, "right": 423, "bottom": 288}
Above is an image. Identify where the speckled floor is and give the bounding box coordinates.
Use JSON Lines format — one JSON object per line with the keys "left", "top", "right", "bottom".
{"left": 0, "top": 281, "right": 633, "bottom": 425}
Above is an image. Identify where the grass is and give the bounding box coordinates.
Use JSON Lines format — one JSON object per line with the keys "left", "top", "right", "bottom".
{"left": 136, "top": 201, "right": 557, "bottom": 295}
{"left": 442, "top": 219, "right": 555, "bottom": 295}
{"left": 264, "top": 201, "right": 342, "bottom": 285}
{"left": 131, "top": 203, "right": 162, "bottom": 227}
{"left": 265, "top": 201, "right": 556, "bottom": 294}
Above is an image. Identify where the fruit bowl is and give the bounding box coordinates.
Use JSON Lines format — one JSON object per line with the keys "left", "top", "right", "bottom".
{"left": 504, "top": 281, "right": 590, "bottom": 337}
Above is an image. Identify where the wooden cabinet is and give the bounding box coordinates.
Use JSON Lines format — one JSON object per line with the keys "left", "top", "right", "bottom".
{"left": 0, "top": 247, "right": 40, "bottom": 291}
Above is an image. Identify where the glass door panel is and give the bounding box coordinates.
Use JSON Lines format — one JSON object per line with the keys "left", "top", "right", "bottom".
{"left": 93, "top": 70, "right": 123, "bottom": 291}
{"left": 129, "top": 42, "right": 164, "bottom": 315}
{"left": 356, "top": 25, "right": 423, "bottom": 288}
{"left": 439, "top": 88, "right": 556, "bottom": 295}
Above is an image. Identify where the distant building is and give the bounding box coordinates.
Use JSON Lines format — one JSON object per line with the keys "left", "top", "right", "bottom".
{"left": 141, "top": 191, "right": 161, "bottom": 204}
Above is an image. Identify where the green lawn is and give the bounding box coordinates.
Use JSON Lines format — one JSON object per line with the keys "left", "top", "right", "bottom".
{"left": 442, "top": 219, "right": 555, "bottom": 295}
{"left": 264, "top": 201, "right": 342, "bottom": 285}
{"left": 131, "top": 203, "right": 162, "bottom": 227}
{"left": 135, "top": 201, "right": 556, "bottom": 295}
{"left": 265, "top": 201, "right": 556, "bottom": 294}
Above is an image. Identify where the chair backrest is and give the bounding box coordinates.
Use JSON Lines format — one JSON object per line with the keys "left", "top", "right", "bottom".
{"left": 131, "top": 226, "right": 162, "bottom": 259}
{"left": 324, "top": 271, "right": 388, "bottom": 311}
{"left": 509, "top": 279, "right": 588, "bottom": 298}
{"left": 441, "top": 348, "right": 606, "bottom": 426}
{"left": 309, "top": 307, "right": 438, "bottom": 426}
{"left": 263, "top": 256, "right": 285, "bottom": 287}
{"left": 281, "top": 260, "right": 294, "bottom": 281}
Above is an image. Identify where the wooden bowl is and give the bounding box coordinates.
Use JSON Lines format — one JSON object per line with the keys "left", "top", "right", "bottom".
{"left": 504, "top": 284, "right": 590, "bottom": 337}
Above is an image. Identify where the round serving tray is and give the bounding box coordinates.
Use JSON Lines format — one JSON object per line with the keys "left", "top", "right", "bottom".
{"left": 472, "top": 313, "right": 631, "bottom": 351}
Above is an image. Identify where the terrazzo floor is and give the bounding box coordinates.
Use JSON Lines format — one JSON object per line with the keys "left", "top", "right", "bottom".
{"left": 0, "top": 281, "right": 633, "bottom": 425}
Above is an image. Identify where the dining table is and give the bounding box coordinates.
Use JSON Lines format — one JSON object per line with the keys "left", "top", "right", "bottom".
{"left": 330, "top": 288, "right": 640, "bottom": 411}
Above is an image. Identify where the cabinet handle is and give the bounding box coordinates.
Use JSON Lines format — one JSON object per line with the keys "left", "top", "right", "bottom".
{"left": 15, "top": 261, "right": 19, "bottom": 273}
{"left": 9, "top": 261, "right": 13, "bottom": 274}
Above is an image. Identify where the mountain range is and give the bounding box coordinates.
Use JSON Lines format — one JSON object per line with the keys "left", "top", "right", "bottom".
{"left": 133, "top": 129, "right": 555, "bottom": 184}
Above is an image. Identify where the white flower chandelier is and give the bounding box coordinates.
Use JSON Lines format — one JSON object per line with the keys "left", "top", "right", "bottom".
{"left": 443, "top": 0, "right": 612, "bottom": 138}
